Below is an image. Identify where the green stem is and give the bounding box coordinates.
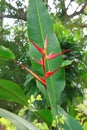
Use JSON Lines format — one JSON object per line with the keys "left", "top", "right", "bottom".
{"left": 47, "top": 90, "right": 59, "bottom": 130}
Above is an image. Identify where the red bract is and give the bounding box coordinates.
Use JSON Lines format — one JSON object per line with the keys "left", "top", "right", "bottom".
{"left": 46, "top": 49, "right": 71, "bottom": 60}
{"left": 30, "top": 40, "right": 44, "bottom": 54}
{"left": 45, "top": 67, "right": 62, "bottom": 78}
{"left": 14, "top": 60, "right": 46, "bottom": 87}
{"left": 29, "top": 37, "right": 70, "bottom": 88}
{"left": 32, "top": 58, "right": 43, "bottom": 66}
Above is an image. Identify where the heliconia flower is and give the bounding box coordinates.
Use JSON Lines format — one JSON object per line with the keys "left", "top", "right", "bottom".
{"left": 46, "top": 49, "right": 71, "bottom": 60}
{"left": 29, "top": 37, "right": 71, "bottom": 87}
{"left": 44, "top": 66, "right": 62, "bottom": 78}
{"left": 15, "top": 37, "right": 71, "bottom": 88}
{"left": 32, "top": 57, "right": 43, "bottom": 65}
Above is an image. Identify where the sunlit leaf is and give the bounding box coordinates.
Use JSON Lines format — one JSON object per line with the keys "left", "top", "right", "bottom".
{"left": 0, "top": 45, "right": 15, "bottom": 60}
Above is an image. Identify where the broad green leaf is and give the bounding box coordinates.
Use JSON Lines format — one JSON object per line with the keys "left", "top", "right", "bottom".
{"left": 0, "top": 108, "right": 39, "bottom": 130}
{"left": 27, "top": 0, "right": 65, "bottom": 109}
{"left": 0, "top": 45, "right": 15, "bottom": 60}
{"left": 61, "top": 60, "right": 73, "bottom": 67}
{"left": 58, "top": 106, "right": 83, "bottom": 130}
{"left": 0, "top": 79, "right": 27, "bottom": 106}
{"left": 36, "top": 109, "right": 53, "bottom": 126}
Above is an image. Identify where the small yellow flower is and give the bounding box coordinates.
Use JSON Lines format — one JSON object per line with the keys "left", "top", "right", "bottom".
{"left": 52, "top": 120, "right": 57, "bottom": 127}
{"left": 30, "top": 95, "right": 35, "bottom": 102}
{"left": 36, "top": 94, "right": 42, "bottom": 101}
{"left": 28, "top": 99, "right": 31, "bottom": 104}
{"left": 59, "top": 115, "right": 66, "bottom": 125}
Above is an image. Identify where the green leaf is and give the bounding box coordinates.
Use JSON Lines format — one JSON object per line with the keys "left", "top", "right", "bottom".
{"left": 36, "top": 109, "right": 53, "bottom": 126}
{"left": 58, "top": 106, "right": 83, "bottom": 130}
{"left": 0, "top": 45, "right": 15, "bottom": 60}
{"left": 27, "top": 0, "right": 65, "bottom": 109}
{"left": 61, "top": 60, "right": 73, "bottom": 67}
{"left": 0, "top": 108, "right": 39, "bottom": 130}
{"left": 0, "top": 79, "right": 27, "bottom": 106}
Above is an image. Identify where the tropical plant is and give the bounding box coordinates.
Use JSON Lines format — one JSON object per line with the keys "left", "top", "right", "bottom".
{"left": 0, "top": 0, "right": 84, "bottom": 130}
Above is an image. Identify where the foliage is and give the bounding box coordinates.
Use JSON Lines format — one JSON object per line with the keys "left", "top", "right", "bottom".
{"left": 53, "top": 21, "right": 86, "bottom": 116}
{"left": 0, "top": 14, "right": 29, "bottom": 112}
{"left": 0, "top": 0, "right": 84, "bottom": 130}
{"left": 75, "top": 103, "right": 87, "bottom": 130}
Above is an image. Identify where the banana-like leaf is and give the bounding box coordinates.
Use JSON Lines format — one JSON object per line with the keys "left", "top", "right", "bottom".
{"left": 0, "top": 79, "right": 27, "bottom": 106}
{"left": 0, "top": 108, "right": 39, "bottom": 130}
{"left": 0, "top": 45, "right": 15, "bottom": 60}
{"left": 58, "top": 106, "right": 83, "bottom": 130}
{"left": 27, "top": 0, "right": 65, "bottom": 108}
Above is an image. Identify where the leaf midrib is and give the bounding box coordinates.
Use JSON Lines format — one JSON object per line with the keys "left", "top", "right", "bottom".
{"left": 35, "top": 0, "right": 44, "bottom": 43}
